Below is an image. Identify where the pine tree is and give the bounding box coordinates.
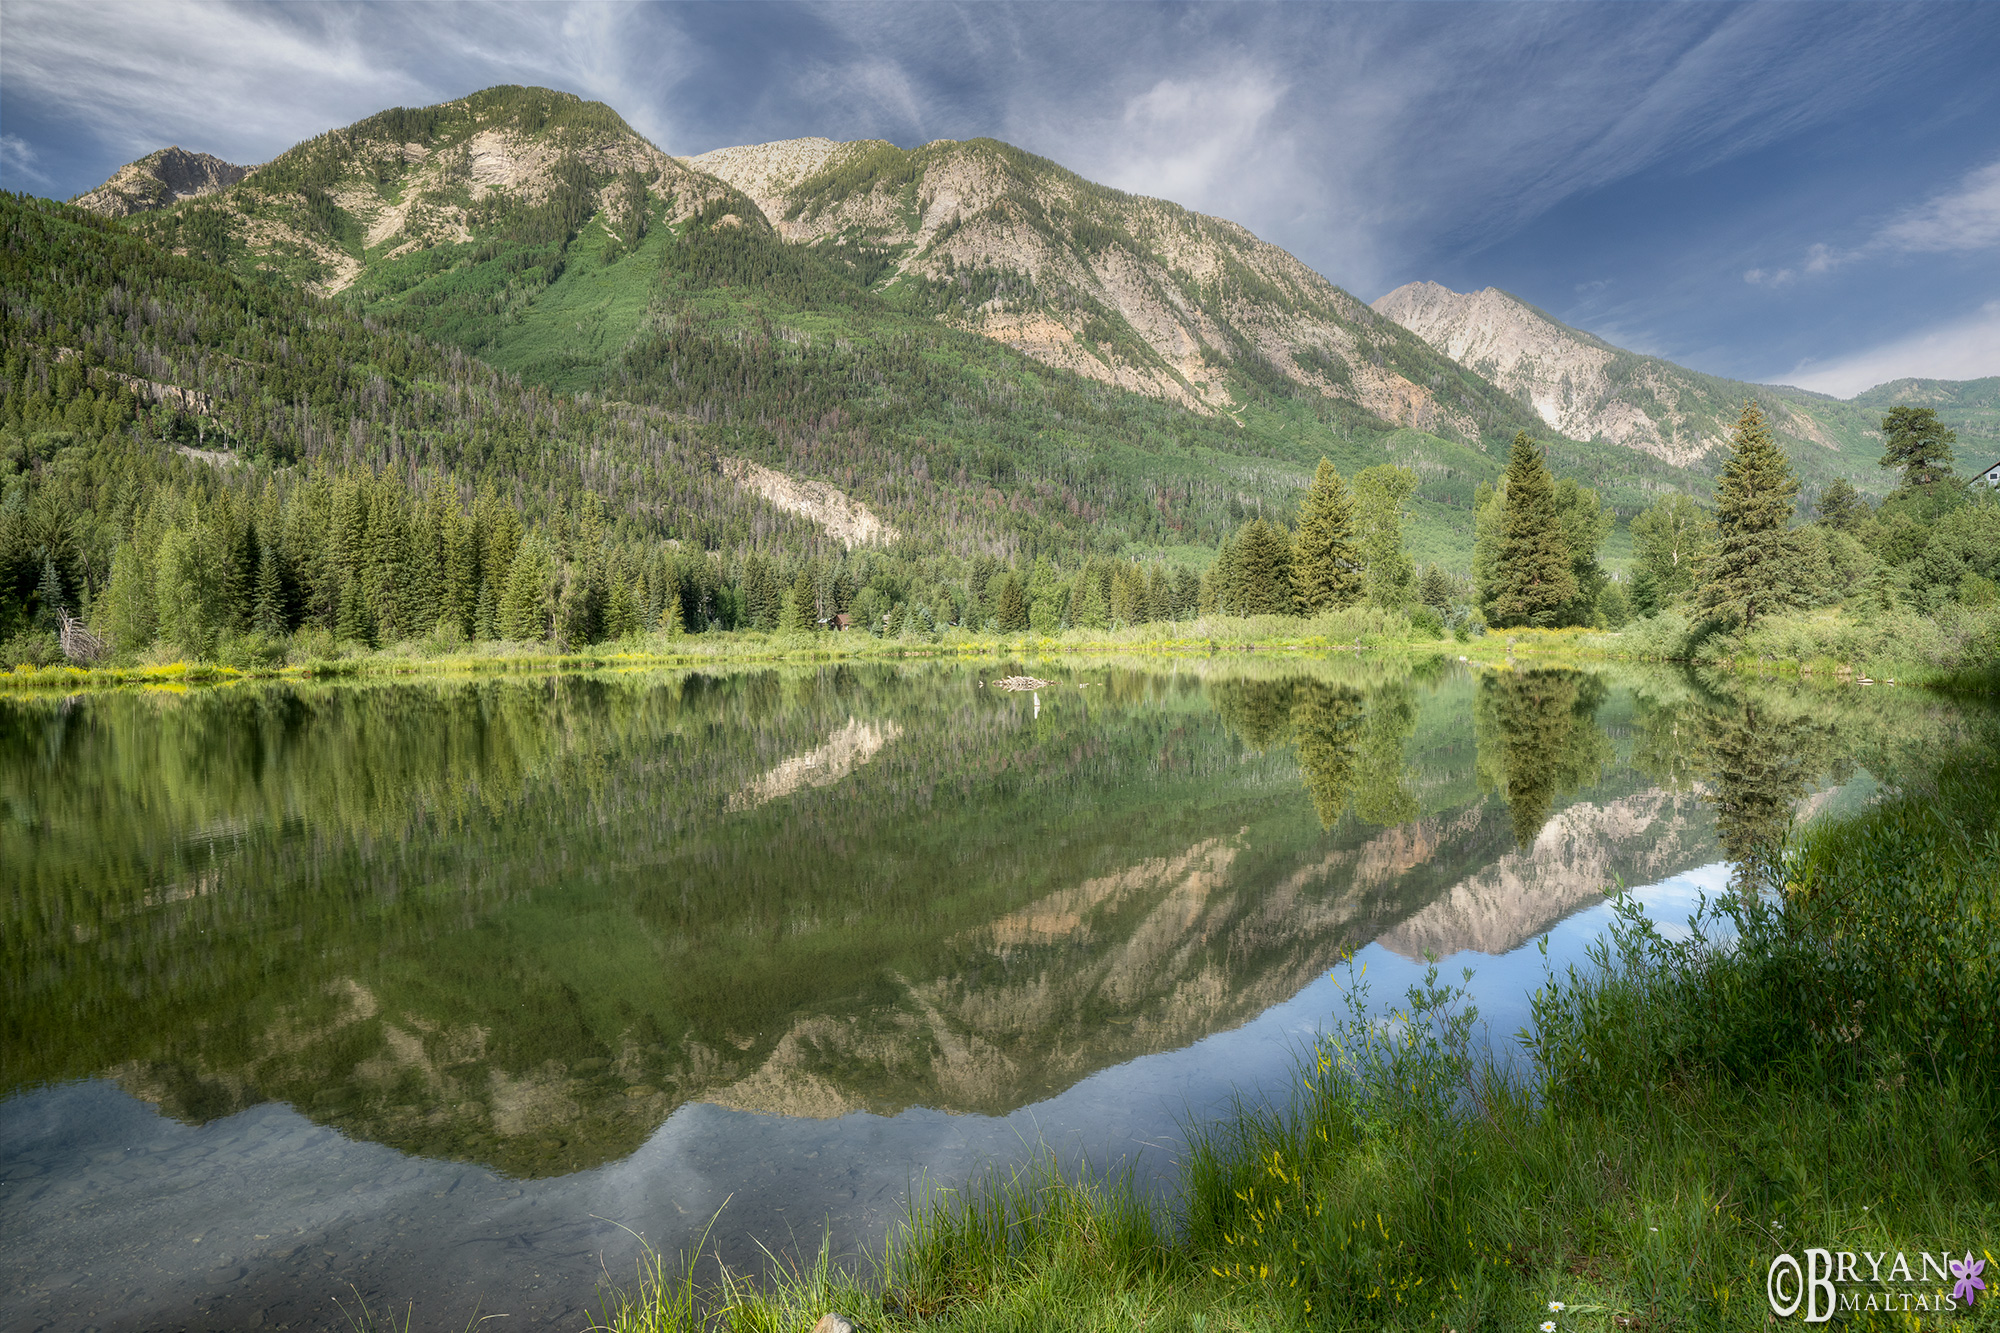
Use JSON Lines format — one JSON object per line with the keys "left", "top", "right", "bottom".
{"left": 33, "top": 551, "right": 65, "bottom": 631}
{"left": 1482, "top": 432, "right": 1577, "bottom": 628}
{"left": 776, "top": 579, "right": 809, "bottom": 634}
{"left": 1699, "top": 403, "right": 1800, "bottom": 630}
{"left": 1418, "top": 566, "right": 1453, "bottom": 611}
{"left": 1879, "top": 406, "right": 1956, "bottom": 491}
{"left": 1814, "top": 477, "right": 1864, "bottom": 531}
{"left": 1073, "top": 570, "right": 1109, "bottom": 629}
{"left": 498, "top": 535, "right": 556, "bottom": 641}
{"left": 1231, "top": 518, "right": 1296, "bottom": 616}
{"left": 1293, "top": 458, "right": 1364, "bottom": 612}
{"left": 996, "top": 572, "right": 1030, "bottom": 632}
{"left": 252, "top": 534, "right": 286, "bottom": 635}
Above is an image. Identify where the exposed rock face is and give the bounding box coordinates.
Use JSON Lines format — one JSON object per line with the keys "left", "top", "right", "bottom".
{"left": 721, "top": 456, "right": 898, "bottom": 548}
{"left": 1372, "top": 281, "right": 1847, "bottom": 468}
{"left": 689, "top": 137, "right": 1489, "bottom": 438}
{"left": 71, "top": 147, "right": 250, "bottom": 217}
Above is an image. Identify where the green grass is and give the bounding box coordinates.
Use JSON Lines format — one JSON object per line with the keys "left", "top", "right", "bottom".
{"left": 599, "top": 733, "right": 2000, "bottom": 1333}
{"left": 1592, "top": 604, "right": 2000, "bottom": 689}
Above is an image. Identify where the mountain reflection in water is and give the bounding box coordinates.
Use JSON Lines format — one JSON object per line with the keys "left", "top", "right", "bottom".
{"left": 2, "top": 659, "right": 1973, "bottom": 1192}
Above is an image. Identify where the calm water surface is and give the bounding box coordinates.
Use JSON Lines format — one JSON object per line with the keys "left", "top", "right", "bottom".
{"left": 2, "top": 658, "right": 1983, "bottom": 1331}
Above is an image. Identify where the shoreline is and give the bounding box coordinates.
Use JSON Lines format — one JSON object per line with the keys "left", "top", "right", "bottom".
{"left": 8, "top": 615, "right": 1991, "bottom": 696}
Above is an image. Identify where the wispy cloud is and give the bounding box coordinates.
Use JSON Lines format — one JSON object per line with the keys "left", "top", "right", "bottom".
{"left": 1781, "top": 300, "right": 2000, "bottom": 397}
{"left": 0, "top": 1, "right": 704, "bottom": 173}
{"left": 1876, "top": 157, "right": 2000, "bottom": 255}
{"left": 0, "top": 134, "right": 49, "bottom": 185}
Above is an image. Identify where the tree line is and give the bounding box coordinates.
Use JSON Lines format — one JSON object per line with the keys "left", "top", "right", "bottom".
{"left": 1613, "top": 402, "right": 1997, "bottom": 632}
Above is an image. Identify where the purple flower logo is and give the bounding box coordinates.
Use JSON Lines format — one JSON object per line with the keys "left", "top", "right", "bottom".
{"left": 1951, "top": 1253, "right": 1986, "bottom": 1307}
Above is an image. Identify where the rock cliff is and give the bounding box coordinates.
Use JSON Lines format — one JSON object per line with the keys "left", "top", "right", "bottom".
{"left": 70, "top": 146, "right": 249, "bottom": 217}
{"left": 1371, "top": 281, "right": 1877, "bottom": 474}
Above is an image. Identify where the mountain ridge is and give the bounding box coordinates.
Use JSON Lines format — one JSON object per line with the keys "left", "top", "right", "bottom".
{"left": 1372, "top": 280, "right": 1996, "bottom": 491}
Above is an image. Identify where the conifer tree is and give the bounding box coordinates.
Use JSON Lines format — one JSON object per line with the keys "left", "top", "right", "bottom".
{"left": 498, "top": 535, "right": 556, "bottom": 640}
{"left": 1072, "top": 570, "right": 1109, "bottom": 629}
{"left": 776, "top": 579, "right": 809, "bottom": 634}
{"left": 1879, "top": 406, "right": 1956, "bottom": 491}
{"left": 1482, "top": 432, "right": 1577, "bottom": 628}
{"left": 442, "top": 502, "right": 478, "bottom": 634}
{"left": 1231, "top": 518, "right": 1296, "bottom": 616}
{"left": 1418, "top": 565, "right": 1453, "bottom": 611}
{"left": 996, "top": 571, "right": 1030, "bottom": 632}
{"left": 1814, "top": 477, "right": 1864, "bottom": 531}
{"left": 252, "top": 535, "right": 286, "bottom": 635}
{"left": 603, "top": 578, "right": 642, "bottom": 640}
{"left": 1699, "top": 403, "right": 1800, "bottom": 630}
{"left": 1293, "top": 458, "right": 1364, "bottom": 613}
{"left": 33, "top": 552, "right": 64, "bottom": 630}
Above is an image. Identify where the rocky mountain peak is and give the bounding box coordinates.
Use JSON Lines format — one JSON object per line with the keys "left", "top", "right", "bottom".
{"left": 1372, "top": 280, "right": 1880, "bottom": 472}
{"left": 691, "top": 135, "right": 1523, "bottom": 441}
{"left": 71, "top": 146, "right": 250, "bottom": 218}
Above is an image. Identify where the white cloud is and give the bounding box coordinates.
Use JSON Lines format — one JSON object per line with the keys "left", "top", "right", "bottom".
{"left": 1876, "top": 157, "right": 2000, "bottom": 255}
{"left": 0, "top": 134, "right": 49, "bottom": 185}
{"left": 1744, "top": 267, "right": 1795, "bottom": 287}
{"left": 1780, "top": 301, "right": 2000, "bottom": 398}
{"left": 1109, "top": 68, "right": 1286, "bottom": 207}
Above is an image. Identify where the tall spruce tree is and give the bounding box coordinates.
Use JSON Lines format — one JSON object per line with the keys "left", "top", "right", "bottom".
{"left": 995, "top": 571, "right": 1030, "bottom": 632}
{"left": 1482, "top": 432, "right": 1576, "bottom": 628}
{"left": 1232, "top": 518, "right": 1297, "bottom": 616}
{"left": 251, "top": 535, "right": 286, "bottom": 635}
{"left": 1293, "top": 458, "right": 1364, "bottom": 613}
{"left": 1699, "top": 402, "right": 1800, "bottom": 630}
{"left": 33, "top": 552, "right": 64, "bottom": 630}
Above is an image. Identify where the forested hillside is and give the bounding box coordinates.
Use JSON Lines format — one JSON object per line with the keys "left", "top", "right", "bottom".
{"left": 0, "top": 192, "right": 1451, "bottom": 664}
{"left": 0, "top": 191, "right": 824, "bottom": 660}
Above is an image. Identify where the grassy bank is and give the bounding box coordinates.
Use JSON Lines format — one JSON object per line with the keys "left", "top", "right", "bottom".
{"left": 1590, "top": 604, "right": 2000, "bottom": 691}
{"left": 602, "top": 743, "right": 1999, "bottom": 1331}
{"left": 2, "top": 607, "right": 1463, "bottom": 692}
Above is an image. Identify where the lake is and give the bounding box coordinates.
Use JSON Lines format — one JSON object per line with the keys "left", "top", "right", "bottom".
{"left": 2, "top": 657, "right": 1985, "bottom": 1332}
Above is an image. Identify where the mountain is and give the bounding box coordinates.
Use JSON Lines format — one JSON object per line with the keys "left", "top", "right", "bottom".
{"left": 1372, "top": 281, "right": 1994, "bottom": 494}
{"left": 68, "top": 146, "right": 249, "bottom": 217}
{"left": 685, "top": 136, "right": 1536, "bottom": 442}
{"left": 58, "top": 86, "right": 1740, "bottom": 575}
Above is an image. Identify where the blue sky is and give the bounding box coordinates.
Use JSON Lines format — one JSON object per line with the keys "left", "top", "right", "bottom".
{"left": 3, "top": 1, "right": 1996, "bottom": 396}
